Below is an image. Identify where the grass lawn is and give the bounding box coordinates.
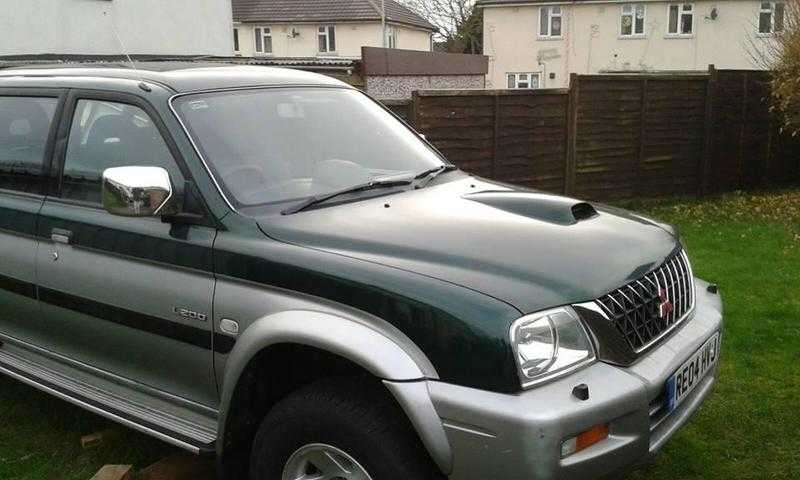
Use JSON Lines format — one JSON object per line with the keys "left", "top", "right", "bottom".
{"left": 1, "top": 189, "right": 798, "bottom": 480}
{"left": 625, "top": 189, "right": 800, "bottom": 480}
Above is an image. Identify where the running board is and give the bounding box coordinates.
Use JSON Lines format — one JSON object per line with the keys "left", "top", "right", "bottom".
{"left": 0, "top": 348, "right": 216, "bottom": 455}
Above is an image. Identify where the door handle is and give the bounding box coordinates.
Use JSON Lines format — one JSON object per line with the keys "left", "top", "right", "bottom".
{"left": 51, "top": 228, "right": 73, "bottom": 245}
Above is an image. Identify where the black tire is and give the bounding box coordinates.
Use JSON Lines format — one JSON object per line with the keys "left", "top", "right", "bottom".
{"left": 249, "top": 377, "right": 445, "bottom": 480}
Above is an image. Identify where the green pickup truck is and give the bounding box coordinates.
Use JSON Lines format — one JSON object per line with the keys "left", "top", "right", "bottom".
{"left": 0, "top": 64, "right": 723, "bottom": 480}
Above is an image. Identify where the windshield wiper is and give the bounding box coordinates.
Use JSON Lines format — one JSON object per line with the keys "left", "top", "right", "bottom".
{"left": 414, "top": 164, "right": 458, "bottom": 188}
{"left": 282, "top": 178, "right": 412, "bottom": 215}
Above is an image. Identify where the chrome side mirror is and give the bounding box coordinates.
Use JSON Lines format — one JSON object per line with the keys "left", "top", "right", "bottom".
{"left": 102, "top": 166, "right": 177, "bottom": 217}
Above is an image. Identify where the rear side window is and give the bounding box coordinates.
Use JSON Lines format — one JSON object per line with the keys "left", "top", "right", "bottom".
{"left": 61, "top": 99, "right": 184, "bottom": 204}
{"left": 0, "top": 96, "right": 58, "bottom": 195}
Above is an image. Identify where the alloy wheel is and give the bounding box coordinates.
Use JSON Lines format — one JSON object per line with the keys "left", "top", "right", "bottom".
{"left": 282, "top": 443, "right": 374, "bottom": 480}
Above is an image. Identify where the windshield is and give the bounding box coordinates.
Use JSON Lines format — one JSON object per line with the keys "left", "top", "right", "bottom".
{"left": 173, "top": 87, "right": 445, "bottom": 209}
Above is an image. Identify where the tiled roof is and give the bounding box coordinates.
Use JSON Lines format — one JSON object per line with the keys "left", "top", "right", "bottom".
{"left": 477, "top": 0, "right": 657, "bottom": 5}
{"left": 232, "top": 0, "right": 436, "bottom": 31}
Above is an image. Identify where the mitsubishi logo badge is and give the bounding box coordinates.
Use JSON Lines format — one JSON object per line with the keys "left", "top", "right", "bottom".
{"left": 658, "top": 289, "right": 674, "bottom": 319}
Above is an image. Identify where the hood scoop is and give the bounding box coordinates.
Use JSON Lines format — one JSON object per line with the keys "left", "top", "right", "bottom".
{"left": 464, "top": 191, "right": 598, "bottom": 225}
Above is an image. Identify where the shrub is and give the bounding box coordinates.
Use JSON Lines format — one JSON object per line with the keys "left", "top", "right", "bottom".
{"left": 771, "top": 0, "right": 800, "bottom": 135}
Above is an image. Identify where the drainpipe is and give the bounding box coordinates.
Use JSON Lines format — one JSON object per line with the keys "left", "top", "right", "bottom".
{"left": 381, "top": 0, "right": 387, "bottom": 47}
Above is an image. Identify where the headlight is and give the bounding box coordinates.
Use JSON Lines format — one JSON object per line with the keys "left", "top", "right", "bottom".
{"left": 510, "top": 306, "right": 595, "bottom": 388}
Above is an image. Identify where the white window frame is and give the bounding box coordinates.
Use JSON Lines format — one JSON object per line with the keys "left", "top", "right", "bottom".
{"left": 758, "top": 1, "right": 785, "bottom": 35}
{"left": 254, "top": 26, "right": 273, "bottom": 54}
{"left": 539, "top": 6, "right": 563, "bottom": 39}
{"left": 318, "top": 25, "right": 337, "bottom": 53}
{"left": 507, "top": 72, "right": 541, "bottom": 89}
{"left": 386, "top": 25, "right": 398, "bottom": 49}
{"left": 233, "top": 27, "right": 240, "bottom": 54}
{"left": 667, "top": 3, "right": 694, "bottom": 37}
{"left": 620, "top": 4, "right": 647, "bottom": 38}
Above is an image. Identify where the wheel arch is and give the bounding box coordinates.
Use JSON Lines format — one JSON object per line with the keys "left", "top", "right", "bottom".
{"left": 216, "top": 310, "right": 453, "bottom": 477}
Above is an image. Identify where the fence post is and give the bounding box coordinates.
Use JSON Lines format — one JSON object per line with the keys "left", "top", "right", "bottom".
{"left": 763, "top": 72, "right": 774, "bottom": 186}
{"left": 636, "top": 78, "right": 649, "bottom": 197}
{"left": 492, "top": 92, "right": 500, "bottom": 178}
{"left": 410, "top": 90, "right": 420, "bottom": 130}
{"left": 699, "top": 64, "right": 717, "bottom": 196}
{"left": 737, "top": 71, "right": 749, "bottom": 189}
{"left": 765, "top": 119, "right": 774, "bottom": 186}
{"left": 565, "top": 73, "right": 579, "bottom": 195}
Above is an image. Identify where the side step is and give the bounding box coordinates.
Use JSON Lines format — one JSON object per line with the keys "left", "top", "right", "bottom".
{"left": 0, "top": 348, "right": 216, "bottom": 455}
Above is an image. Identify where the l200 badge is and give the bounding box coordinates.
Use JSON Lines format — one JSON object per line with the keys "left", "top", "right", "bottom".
{"left": 173, "top": 307, "right": 208, "bottom": 322}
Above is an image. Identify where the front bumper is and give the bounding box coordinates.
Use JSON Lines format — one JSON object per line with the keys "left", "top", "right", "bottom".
{"left": 428, "top": 279, "right": 723, "bottom": 480}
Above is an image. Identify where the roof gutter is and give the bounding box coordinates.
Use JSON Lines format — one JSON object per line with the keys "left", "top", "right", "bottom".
{"left": 478, "top": 0, "right": 685, "bottom": 6}
{"left": 233, "top": 18, "right": 435, "bottom": 32}
{"left": 381, "top": 0, "right": 387, "bottom": 47}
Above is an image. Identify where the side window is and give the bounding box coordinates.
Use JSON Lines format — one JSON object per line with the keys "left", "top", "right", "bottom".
{"left": 620, "top": 4, "right": 646, "bottom": 37}
{"left": 507, "top": 73, "right": 540, "bottom": 89}
{"left": 62, "top": 99, "right": 184, "bottom": 204}
{"left": 318, "top": 26, "right": 336, "bottom": 53}
{"left": 0, "top": 96, "right": 58, "bottom": 195}
{"left": 539, "top": 6, "right": 563, "bottom": 38}
{"left": 255, "top": 27, "right": 273, "bottom": 54}
{"left": 759, "top": 2, "right": 785, "bottom": 34}
{"left": 668, "top": 4, "right": 694, "bottom": 36}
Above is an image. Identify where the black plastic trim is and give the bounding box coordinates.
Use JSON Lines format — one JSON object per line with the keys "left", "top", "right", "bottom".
{"left": 37, "top": 287, "right": 234, "bottom": 354}
{"left": 0, "top": 273, "right": 37, "bottom": 300}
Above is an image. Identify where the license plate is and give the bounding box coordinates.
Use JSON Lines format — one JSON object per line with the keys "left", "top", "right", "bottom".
{"left": 665, "top": 332, "right": 720, "bottom": 413}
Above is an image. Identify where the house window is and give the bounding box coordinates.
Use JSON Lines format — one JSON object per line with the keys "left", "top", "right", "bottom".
{"left": 539, "top": 6, "right": 563, "bottom": 38}
{"left": 233, "top": 28, "right": 240, "bottom": 53}
{"left": 620, "top": 4, "right": 646, "bottom": 37}
{"left": 254, "top": 27, "right": 273, "bottom": 54}
{"left": 507, "top": 73, "right": 541, "bottom": 89}
{"left": 759, "top": 2, "right": 785, "bottom": 34}
{"left": 318, "top": 25, "right": 336, "bottom": 53}
{"left": 386, "top": 26, "right": 398, "bottom": 49}
{"left": 668, "top": 4, "right": 694, "bottom": 35}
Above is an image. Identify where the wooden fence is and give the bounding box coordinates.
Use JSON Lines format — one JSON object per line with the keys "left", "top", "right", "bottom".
{"left": 711, "top": 70, "right": 800, "bottom": 192}
{"left": 399, "top": 67, "right": 800, "bottom": 201}
{"left": 382, "top": 99, "right": 413, "bottom": 122}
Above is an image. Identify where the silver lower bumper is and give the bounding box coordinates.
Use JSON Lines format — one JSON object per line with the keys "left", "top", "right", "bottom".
{"left": 427, "top": 280, "right": 723, "bottom": 480}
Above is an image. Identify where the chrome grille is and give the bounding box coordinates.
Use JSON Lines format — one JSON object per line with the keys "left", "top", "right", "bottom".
{"left": 596, "top": 249, "right": 695, "bottom": 352}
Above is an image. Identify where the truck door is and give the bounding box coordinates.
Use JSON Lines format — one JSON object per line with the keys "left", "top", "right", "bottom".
{"left": 0, "top": 92, "right": 62, "bottom": 348}
{"left": 36, "top": 91, "right": 218, "bottom": 408}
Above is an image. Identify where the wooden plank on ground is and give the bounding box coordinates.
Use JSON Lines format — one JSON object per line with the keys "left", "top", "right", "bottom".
{"left": 90, "top": 465, "right": 133, "bottom": 480}
{"left": 81, "top": 430, "right": 119, "bottom": 449}
{"left": 136, "top": 453, "right": 215, "bottom": 480}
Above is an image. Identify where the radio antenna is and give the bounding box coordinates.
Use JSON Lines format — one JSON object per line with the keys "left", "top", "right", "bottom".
{"left": 103, "top": 10, "right": 151, "bottom": 92}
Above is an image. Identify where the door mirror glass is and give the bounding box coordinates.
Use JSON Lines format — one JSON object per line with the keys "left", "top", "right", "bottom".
{"left": 102, "top": 166, "right": 176, "bottom": 217}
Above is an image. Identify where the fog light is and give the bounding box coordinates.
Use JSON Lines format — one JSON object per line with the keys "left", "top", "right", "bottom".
{"left": 560, "top": 424, "right": 609, "bottom": 458}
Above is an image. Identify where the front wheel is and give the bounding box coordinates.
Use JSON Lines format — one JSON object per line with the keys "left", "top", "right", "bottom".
{"left": 282, "top": 443, "right": 373, "bottom": 480}
{"left": 249, "top": 378, "right": 444, "bottom": 480}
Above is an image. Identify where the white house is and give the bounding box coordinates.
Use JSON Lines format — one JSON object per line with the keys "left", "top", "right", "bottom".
{"left": 478, "top": 0, "right": 784, "bottom": 89}
{"left": 0, "top": 0, "right": 234, "bottom": 57}
{"left": 232, "top": 0, "right": 436, "bottom": 58}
